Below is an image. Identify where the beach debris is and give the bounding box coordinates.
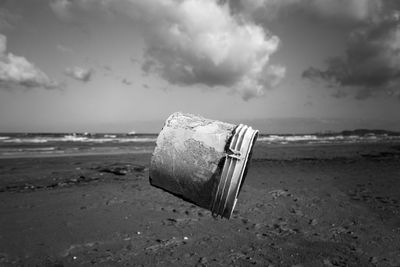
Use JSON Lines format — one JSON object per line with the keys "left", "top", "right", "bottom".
{"left": 132, "top": 165, "right": 146, "bottom": 172}
{"left": 162, "top": 217, "right": 199, "bottom": 226}
{"left": 97, "top": 166, "right": 129, "bottom": 176}
{"left": 271, "top": 221, "right": 298, "bottom": 236}
{"left": 150, "top": 112, "right": 258, "bottom": 219}
{"left": 198, "top": 257, "right": 208, "bottom": 264}
{"left": 369, "top": 256, "right": 378, "bottom": 264}
{"left": 94, "top": 163, "right": 146, "bottom": 176}
{"left": 105, "top": 197, "right": 123, "bottom": 206}
{"left": 0, "top": 175, "right": 101, "bottom": 193}
{"left": 269, "top": 189, "right": 289, "bottom": 199}
{"left": 145, "top": 237, "right": 185, "bottom": 252}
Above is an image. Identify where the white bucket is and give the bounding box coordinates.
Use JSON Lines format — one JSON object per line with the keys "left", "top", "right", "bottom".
{"left": 150, "top": 112, "right": 258, "bottom": 219}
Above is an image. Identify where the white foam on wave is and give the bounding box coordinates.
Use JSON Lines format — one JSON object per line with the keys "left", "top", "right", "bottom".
{"left": 0, "top": 136, "right": 10, "bottom": 140}
{"left": 117, "top": 138, "right": 157, "bottom": 143}
{"left": 4, "top": 138, "right": 48, "bottom": 143}
{"left": 257, "top": 135, "right": 319, "bottom": 143}
{"left": 62, "top": 135, "right": 88, "bottom": 141}
{"left": 1, "top": 136, "right": 157, "bottom": 143}
{"left": 62, "top": 137, "right": 157, "bottom": 143}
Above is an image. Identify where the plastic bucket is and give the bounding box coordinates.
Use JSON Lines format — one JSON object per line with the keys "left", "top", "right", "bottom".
{"left": 149, "top": 112, "right": 258, "bottom": 219}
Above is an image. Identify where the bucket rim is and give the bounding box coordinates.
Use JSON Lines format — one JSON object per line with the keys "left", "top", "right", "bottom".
{"left": 210, "top": 124, "right": 258, "bottom": 218}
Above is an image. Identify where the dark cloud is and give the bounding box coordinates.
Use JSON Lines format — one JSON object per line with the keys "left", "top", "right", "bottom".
{"left": 234, "top": 0, "right": 385, "bottom": 23}
{"left": 0, "top": 34, "right": 59, "bottom": 90}
{"left": 64, "top": 66, "right": 93, "bottom": 82}
{"left": 355, "top": 88, "right": 374, "bottom": 100}
{"left": 303, "top": 10, "right": 400, "bottom": 99}
{"left": 386, "top": 89, "right": 400, "bottom": 100}
{"left": 331, "top": 90, "right": 348, "bottom": 99}
{"left": 141, "top": 59, "right": 156, "bottom": 75}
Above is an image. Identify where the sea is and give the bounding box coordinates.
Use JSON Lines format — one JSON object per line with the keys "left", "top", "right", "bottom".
{"left": 0, "top": 131, "right": 400, "bottom": 158}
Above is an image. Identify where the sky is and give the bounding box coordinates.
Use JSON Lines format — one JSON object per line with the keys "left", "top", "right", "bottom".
{"left": 0, "top": 0, "right": 399, "bottom": 133}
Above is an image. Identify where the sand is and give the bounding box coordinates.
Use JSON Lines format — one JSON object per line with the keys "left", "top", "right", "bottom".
{"left": 0, "top": 143, "right": 399, "bottom": 266}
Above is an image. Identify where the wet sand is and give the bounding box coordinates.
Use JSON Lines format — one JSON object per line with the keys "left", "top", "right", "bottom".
{"left": 0, "top": 143, "right": 399, "bottom": 266}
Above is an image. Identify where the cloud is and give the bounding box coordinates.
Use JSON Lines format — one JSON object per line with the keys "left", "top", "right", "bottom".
{"left": 302, "top": 10, "right": 400, "bottom": 99}
{"left": 307, "top": 0, "right": 382, "bottom": 21}
{"left": 331, "top": 90, "right": 348, "bottom": 99}
{"left": 387, "top": 88, "right": 400, "bottom": 100}
{"left": 141, "top": 0, "right": 284, "bottom": 100}
{"left": 232, "top": 0, "right": 383, "bottom": 23}
{"left": 0, "top": 34, "right": 59, "bottom": 89}
{"left": 49, "top": 0, "right": 74, "bottom": 21}
{"left": 64, "top": 66, "right": 93, "bottom": 82}
{"left": 49, "top": 0, "right": 117, "bottom": 23}
{"left": 50, "top": 0, "right": 285, "bottom": 100}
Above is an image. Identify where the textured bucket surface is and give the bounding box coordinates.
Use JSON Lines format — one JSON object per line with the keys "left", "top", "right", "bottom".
{"left": 149, "top": 112, "right": 258, "bottom": 218}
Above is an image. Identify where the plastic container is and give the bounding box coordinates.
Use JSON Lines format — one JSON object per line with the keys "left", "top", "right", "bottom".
{"left": 149, "top": 112, "right": 258, "bottom": 219}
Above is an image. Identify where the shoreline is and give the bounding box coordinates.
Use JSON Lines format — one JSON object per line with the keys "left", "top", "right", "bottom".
{"left": 0, "top": 149, "right": 154, "bottom": 160}
{"left": 1, "top": 141, "right": 399, "bottom": 159}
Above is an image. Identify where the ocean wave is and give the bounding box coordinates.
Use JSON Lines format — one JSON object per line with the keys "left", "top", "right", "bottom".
{"left": 23, "top": 147, "right": 57, "bottom": 151}
{"left": 0, "top": 146, "right": 154, "bottom": 158}
{"left": 0, "top": 136, "right": 157, "bottom": 144}
{"left": 117, "top": 138, "right": 157, "bottom": 143}
{"left": 258, "top": 135, "right": 319, "bottom": 142}
{"left": 1, "top": 133, "right": 399, "bottom": 145}
{"left": 62, "top": 135, "right": 89, "bottom": 141}
{"left": 4, "top": 138, "right": 49, "bottom": 143}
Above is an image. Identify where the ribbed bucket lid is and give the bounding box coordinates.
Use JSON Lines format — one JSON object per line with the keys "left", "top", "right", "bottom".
{"left": 210, "top": 124, "right": 258, "bottom": 219}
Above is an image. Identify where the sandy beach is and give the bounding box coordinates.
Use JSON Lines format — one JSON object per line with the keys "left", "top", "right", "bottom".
{"left": 0, "top": 142, "right": 399, "bottom": 266}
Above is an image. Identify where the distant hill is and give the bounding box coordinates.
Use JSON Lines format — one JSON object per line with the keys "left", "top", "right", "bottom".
{"left": 340, "top": 129, "right": 400, "bottom": 136}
